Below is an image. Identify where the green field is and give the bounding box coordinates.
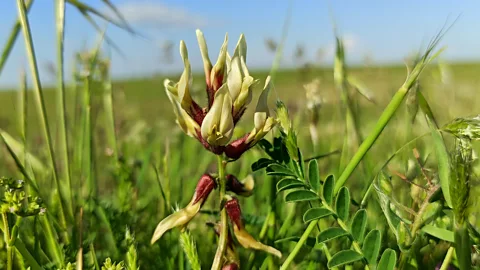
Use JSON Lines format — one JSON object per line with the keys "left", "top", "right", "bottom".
{"left": 1, "top": 3, "right": 480, "bottom": 269}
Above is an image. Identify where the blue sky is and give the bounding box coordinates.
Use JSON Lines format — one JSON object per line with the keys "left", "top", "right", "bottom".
{"left": 0, "top": 0, "right": 479, "bottom": 87}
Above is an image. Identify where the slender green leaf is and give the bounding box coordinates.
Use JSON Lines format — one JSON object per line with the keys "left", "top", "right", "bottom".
{"left": 427, "top": 116, "right": 453, "bottom": 208}
{"left": 327, "top": 250, "right": 363, "bottom": 268}
{"left": 323, "top": 174, "right": 335, "bottom": 205}
{"left": 275, "top": 236, "right": 316, "bottom": 248}
{"left": 377, "top": 249, "right": 397, "bottom": 270}
{"left": 335, "top": 187, "right": 350, "bottom": 221}
{"left": 362, "top": 230, "right": 381, "bottom": 266}
{"left": 317, "top": 227, "right": 349, "bottom": 244}
{"left": 267, "top": 164, "right": 296, "bottom": 177}
{"left": 251, "top": 158, "right": 275, "bottom": 171}
{"left": 350, "top": 209, "right": 368, "bottom": 242}
{"left": 421, "top": 225, "right": 454, "bottom": 242}
{"left": 308, "top": 159, "right": 320, "bottom": 193}
{"left": 0, "top": 129, "right": 47, "bottom": 173}
{"left": 277, "top": 177, "right": 305, "bottom": 192}
{"left": 285, "top": 190, "right": 319, "bottom": 203}
{"left": 417, "top": 90, "right": 438, "bottom": 127}
{"left": 303, "top": 207, "right": 333, "bottom": 223}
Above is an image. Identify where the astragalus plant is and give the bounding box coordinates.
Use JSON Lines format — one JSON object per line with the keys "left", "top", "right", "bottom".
{"left": 150, "top": 30, "right": 280, "bottom": 270}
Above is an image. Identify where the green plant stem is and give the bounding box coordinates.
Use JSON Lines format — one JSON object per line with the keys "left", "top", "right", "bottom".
{"left": 333, "top": 47, "right": 443, "bottom": 194}
{"left": 16, "top": 0, "right": 69, "bottom": 236}
{"left": 2, "top": 213, "right": 12, "bottom": 270}
{"left": 211, "top": 155, "right": 227, "bottom": 270}
{"left": 439, "top": 246, "right": 455, "bottom": 270}
{"left": 280, "top": 219, "right": 318, "bottom": 270}
{"left": 55, "top": 0, "right": 74, "bottom": 220}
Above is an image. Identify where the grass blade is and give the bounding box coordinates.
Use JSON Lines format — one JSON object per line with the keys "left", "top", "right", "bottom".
{"left": 16, "top": 0, "right": 69, "bottom": 232}
{"left": 55, "top": 0, "right": 74, "bottom": 219}
{"left": 427, "top": 116, "right": 453, "bottom": 208}
{"left": 0, "top": 0, "right": 34, "bottom": 75}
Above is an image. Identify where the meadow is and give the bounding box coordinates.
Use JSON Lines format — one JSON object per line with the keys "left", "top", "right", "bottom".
{"left": 0, "top": 2, "right": 480, "bottom": 270}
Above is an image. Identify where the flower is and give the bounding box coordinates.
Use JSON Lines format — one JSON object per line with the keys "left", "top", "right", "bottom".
{"left": 151, "top": 174, "right": 216, "bottom": 244}
{"left": 224, "top": 196, "right": 282, "bottom": 258}
{"left": 164, "top": 30, "right": 277, "bottom": 157}
{"left": 226, "top": 174, "right": 254, "bottom": 197}
{"left": 225, "top": 76, "right": 277, "bottom": 159}
{"left": 200, "top": 85, "right": 235, "bottom": 146}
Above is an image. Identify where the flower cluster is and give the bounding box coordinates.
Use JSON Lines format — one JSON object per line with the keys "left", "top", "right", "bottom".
{"left": 0, "top": 177, "right": 45, "bottom": 217}
{"left": 151, "top": 30, "right": 280, "bottom": 269}
{"left": 164, "top": 30, "right": 276, "bottom": 159}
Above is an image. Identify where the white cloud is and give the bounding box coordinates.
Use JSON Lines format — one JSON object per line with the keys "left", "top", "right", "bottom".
{"left": 324, "top": 34, "right": 359, "bottom": 59}
{"left": 114, "top": 1, "right": 207, "bottom": 28}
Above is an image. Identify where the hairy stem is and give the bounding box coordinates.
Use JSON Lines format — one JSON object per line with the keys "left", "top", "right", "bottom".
{"left": 211, "top": 155, "right": 227, "bottom": 270}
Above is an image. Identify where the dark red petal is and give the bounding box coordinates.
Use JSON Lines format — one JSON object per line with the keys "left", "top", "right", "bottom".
{"left": 222, "top": 263, "right": 239, "bottom": 270}
{"left": 226, "top": 175, "right": 244, "bottom": 194}
{"left": 192, "top": 174, "right": 217, "bottom": 205}
{"left": 225, "top": 197, "right": 243, "bottom": 229}
{"left": 224, "top": 134, "right": 250, "bottom": 160}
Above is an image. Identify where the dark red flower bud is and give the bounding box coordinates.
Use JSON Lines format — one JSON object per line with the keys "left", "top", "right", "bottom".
{"left": 225, "top": 197, "right": 243, "bottom": 229}
{"left": 226, "top": 174, "right": 254, "bottom": 196}
{"left": 226, "top": 175, "right": 243, "bottom": 193}
{"left": 192, "top": 174, "right": 217, "bottom": 205}
{"left": 222, "top": 263, "right": 239, "bottom": 270}
{"left": 224, "top": 134, "right": 250, "bottom": 160}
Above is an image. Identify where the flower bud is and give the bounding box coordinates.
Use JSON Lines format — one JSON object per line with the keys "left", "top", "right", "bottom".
{"left": 224, "top": 77, "right": 276, "bottom": 159}
{"left": 224, "top": 196, "right": 282, "bottom": 258}
{"left": 165, "top": 85, "right": 200, "bottom": 138}
{"left": 209, "top": 34, "right": 228, "bottom": 98}
{"left": 151, "top": 174, "right": 216, "bottom": 244}
{"left": 196, "top": 30, "right": 213, "bottom": 91}
{"left": 396, "top": 221, "right": 412, "bottom": 251}
{"left": 226, "top": 174, "right": 254, "bottom": 197}
{"left": 164, "top": 42, "right": 203, "bottom": 122}
{"left": 201, "top": 84, "right": 234, "bottom": 146}
{"left": 222, "top": 263, "right": 239, "bottom": 270}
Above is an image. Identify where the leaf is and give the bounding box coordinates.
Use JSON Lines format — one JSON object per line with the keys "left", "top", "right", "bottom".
{"left": 417, "top": 90, "right": 438, "bottom": 127}
{"left": 275, "top": 236, "right": 316, "bottom": 247}
{"left": 266, "top": 164, "right": 296, "bottom": 177}
{"left": 285, "top": 190, "right": 319, "bottom": 203}
{"left": 303, "top": 208, "right": 333, "bottom": 223}
{"left": 317, "top": 227, "right": 349, "bottom": 244}
{"left": 251, "top": 158, "right": 275, "bottom": 172}
{"left": 421, "top": 225, "right": 454, "bottom": 242}
{"left": 348, "top": 76, "right": 375, "bottom": 103}
{"left": 335, "top": 187, "right": 350, "bottom": 221}
{"left": 455, "top": 225, "right": 472, "bottom": 270}
{"left": 362, "top": 230, "right": 381, "bottom": 266}
{"left": 276, "top": 177, "right": 305, "bottom": 192}
{"left": 308, "top": 159, "right": 320, "bottom": 193}
{"left": 327, "top": 250, "right": 363, "bottom": 268}
{"left": 350, "top": 209, "right": 368, "bottom": 242}
{"left": 323, "top": 174, "right": 335, "bottom": 205}
{"left": 377, "top": 249, "right": 397, "bottom": 270}
{"left": 427, "top": 116, "right": 452, "bottom": 208}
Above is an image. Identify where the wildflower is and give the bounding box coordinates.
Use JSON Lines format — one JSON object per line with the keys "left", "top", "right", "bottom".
{"left": 164, "top": 30, "right": 276, "bottom": 156}
{"left": 201, "top": 85, "right": 234, "bottom": 146}
{"left": 224, "top": 196, "right": 282, "bottom": 258}
{"left": 226, "top": 174, "right": 254, "bottom": 197}
{"left": 225, "top": 77, "right": 277, "bottom": 159}
{"left": 151, "top": 174, "right": 216, "bottom": 244}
